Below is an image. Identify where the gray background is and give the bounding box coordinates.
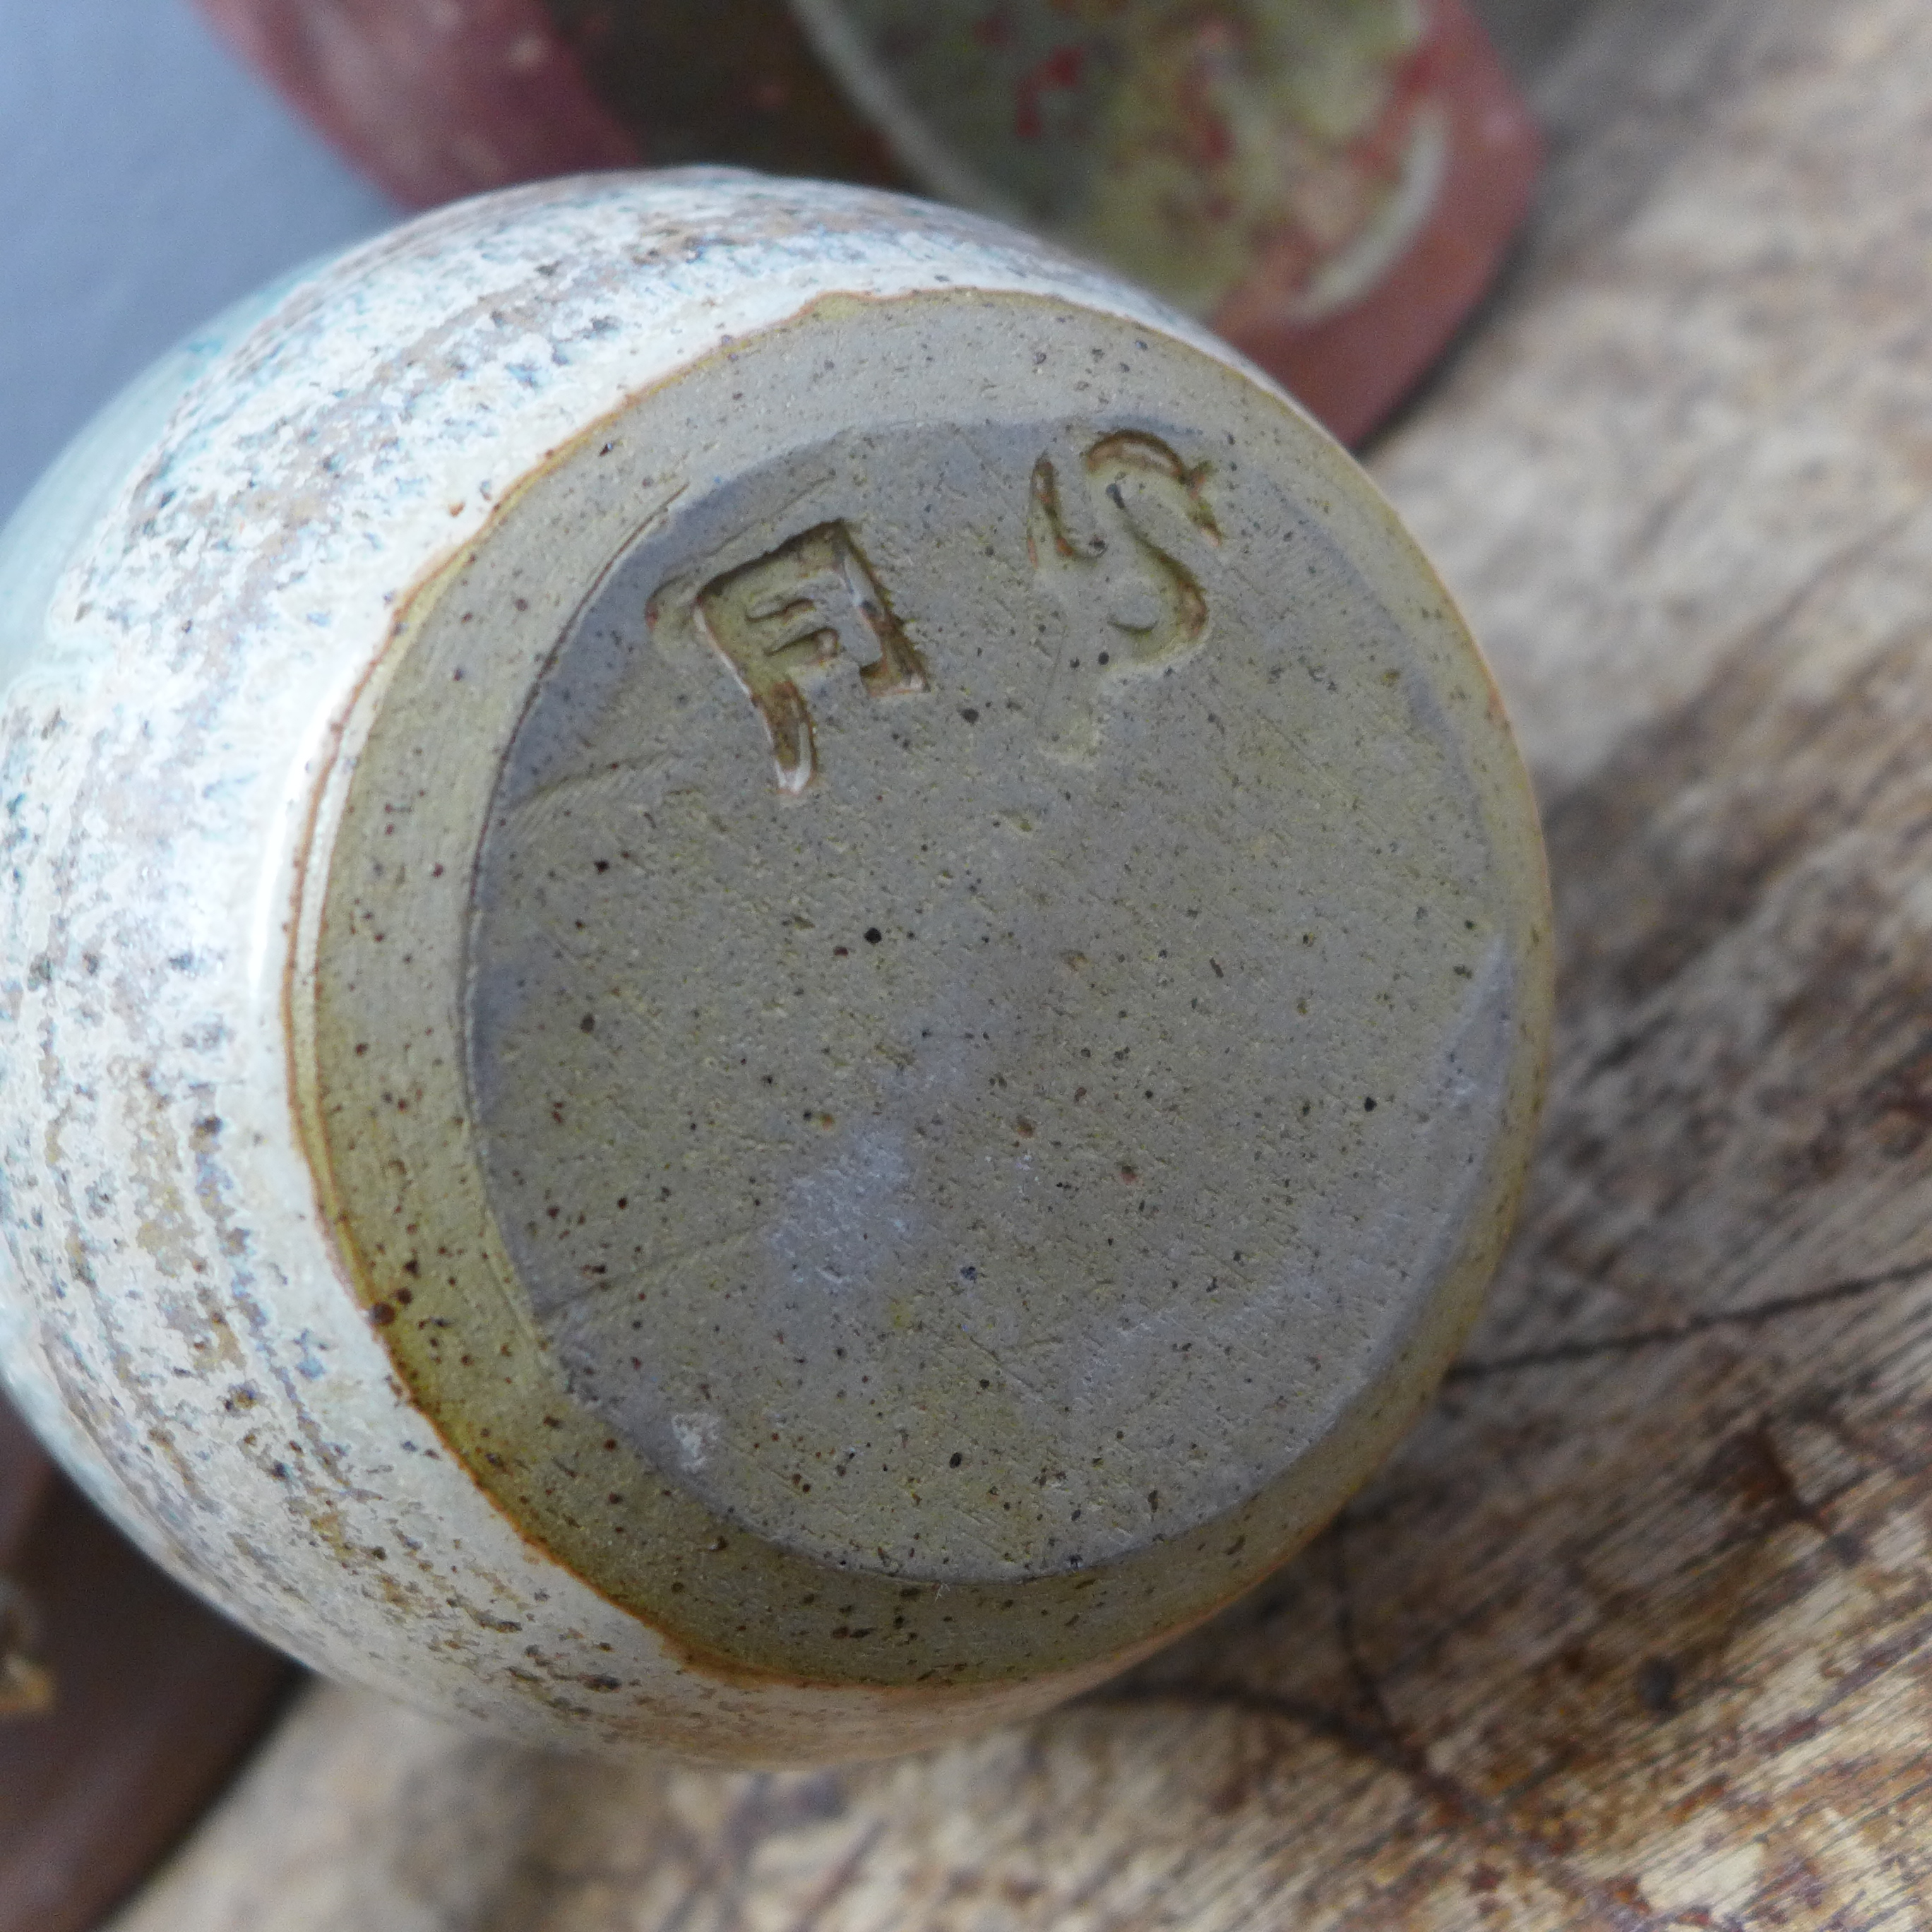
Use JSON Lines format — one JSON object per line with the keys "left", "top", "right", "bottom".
{"left": 0, "top": 1, "right": 396, "bottom": 527}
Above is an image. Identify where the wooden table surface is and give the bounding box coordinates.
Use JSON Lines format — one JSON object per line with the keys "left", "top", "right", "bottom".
{"left": 107, "top": 0, "right": 1932, "bottom": 1924}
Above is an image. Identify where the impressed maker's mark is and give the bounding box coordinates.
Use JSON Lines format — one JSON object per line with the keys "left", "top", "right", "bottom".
{"left": 693, "top": 521, "right": 929, "bottom": 794}
{"left": 1028, "top": 431, "right": 1221, "bottom": 756}
{"left": 683, "top": 434, "right": 1217, "bottom": 793}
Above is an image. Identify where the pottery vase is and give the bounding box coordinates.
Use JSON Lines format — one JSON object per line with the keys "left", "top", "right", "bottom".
{"left": 0, "top": 172, "right": 1548, "bottom": 1763}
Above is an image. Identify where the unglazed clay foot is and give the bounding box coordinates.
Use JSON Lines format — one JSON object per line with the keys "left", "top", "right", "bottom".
{"left": 0, "top": 171, "right": 1549, "bottom": 1765}
{"left": 193, "top": 0, "right": 1542, "bottom": 443}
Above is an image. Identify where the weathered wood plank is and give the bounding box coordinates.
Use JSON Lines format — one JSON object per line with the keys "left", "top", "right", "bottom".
{"left": 112, "top": 0, "right": 1932, "bottom": 1923}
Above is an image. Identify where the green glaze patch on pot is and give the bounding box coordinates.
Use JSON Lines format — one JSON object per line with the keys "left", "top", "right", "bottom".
{"left": 789, "top": 0, "right": 1442, "bottom": 316}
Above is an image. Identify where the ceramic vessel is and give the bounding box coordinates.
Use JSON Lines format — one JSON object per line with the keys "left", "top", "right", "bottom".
{"left": 0, "top": 172, "right": 1549, "bottom": 1764}
{"left": 194, "top": 0, "right": 1541, "bottom": 443}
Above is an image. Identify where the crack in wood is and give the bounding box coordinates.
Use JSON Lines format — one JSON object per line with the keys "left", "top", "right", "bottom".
{"left": 1447, "top": 1257, "right": 1932, "bottom": 1381}
{"left": 1092, "top": 1678, "right": 1669, "bottom": 1930}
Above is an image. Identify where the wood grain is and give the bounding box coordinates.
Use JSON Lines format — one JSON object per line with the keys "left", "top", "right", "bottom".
{"left": 109, "top": 0, "right": 1932, "bottom": 1923}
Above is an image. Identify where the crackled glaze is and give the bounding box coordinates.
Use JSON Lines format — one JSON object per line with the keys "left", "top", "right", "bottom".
{"left": 0, "top": 172, "right": 1547, "bottom": 1762}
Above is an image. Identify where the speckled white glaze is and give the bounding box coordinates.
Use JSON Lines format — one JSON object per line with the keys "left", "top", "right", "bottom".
{"left": 0, "top": 171, "right": 1549, "bottom": 1763}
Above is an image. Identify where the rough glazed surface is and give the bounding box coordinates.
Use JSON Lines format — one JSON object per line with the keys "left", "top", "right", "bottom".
{"left": 0, "top": 172, "right": 1544, "bottom": 1760}
{"left": 95, "top": 0, "right": 1932, "bottom": 1920}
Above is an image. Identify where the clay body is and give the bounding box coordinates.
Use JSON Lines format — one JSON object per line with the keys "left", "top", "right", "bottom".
{"left": 0, "top": 172, "right": 1547, "bottom": 1763}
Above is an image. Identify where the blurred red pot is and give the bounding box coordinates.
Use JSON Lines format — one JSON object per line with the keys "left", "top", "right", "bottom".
{"left": 196, "top": 0, "right": 1539, "bottom": 442}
